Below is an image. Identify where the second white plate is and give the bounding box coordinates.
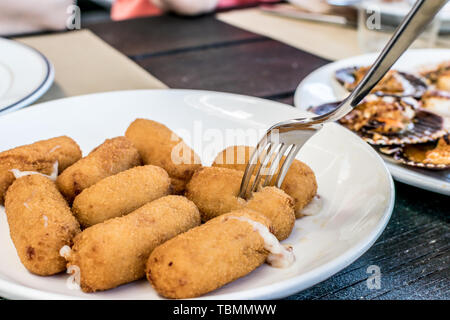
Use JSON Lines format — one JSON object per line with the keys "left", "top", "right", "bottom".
{"left": 0, "top": 38, "right": 54, "bottom": 115}
{"left": 294, "top": 49, "right": 450, "bottom": 196}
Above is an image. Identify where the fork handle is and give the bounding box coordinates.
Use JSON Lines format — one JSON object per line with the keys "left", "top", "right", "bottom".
{"left": 325, "top": 0, "right": 448, "bottom": 122}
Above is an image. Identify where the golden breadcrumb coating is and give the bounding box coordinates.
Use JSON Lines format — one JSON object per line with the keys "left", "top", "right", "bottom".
{"left": 67, "top": 195, "right": 200, "bottom": 292}
{"left": 56, "top": 137, "right": 141, "bottom": 202}
{"left": 186, "top": 167, "right": 246, "bottom": 220}
{"left": 5, "top": 175, "right": 80, "bottom": 275}
{"left": 212, "top": 145, "right": 253, "bottom": 172}
{"left": 186, "top": 167, "right": 294, "bottom": 240}
{"left": 146, "top": 209, "right": 271, "bottom": 299}
{"left": 246, "top": 187, "right": 295, "bottom": 241}
{"left": 125, "top": 119, "right": 202, "bottom": 194}
{"left": 0, "top": 136, "right": 81, "bottom": 204}
{"left": 72, "top": 165, "right": 171, "bottom": 227}
{"left": 213, "top": 145, "right": 317, "bottom": 217}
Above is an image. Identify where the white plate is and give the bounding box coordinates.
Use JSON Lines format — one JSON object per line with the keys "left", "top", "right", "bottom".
{"left": 294, "top": 49, "right": 450, "bottom": 196}
{"left": 0, "top": 38, "right": 54, "bottom": 115}
{"left": 0, "top": 90, "right": 394, "bottom": 300}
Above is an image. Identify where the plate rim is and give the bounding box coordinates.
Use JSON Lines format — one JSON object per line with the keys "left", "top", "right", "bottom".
{"left": 0, "top": 38, "right": 54, "bottom": 115}
{"left": 0, "top": 89, "right": 395, "bottom": 300}
{"left": 293, "top": 49, "right": 450, "bottom": 196}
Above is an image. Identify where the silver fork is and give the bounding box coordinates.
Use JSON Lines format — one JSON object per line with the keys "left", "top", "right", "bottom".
{"left": 239, "top": 0, "right": 448, "bottom": 198}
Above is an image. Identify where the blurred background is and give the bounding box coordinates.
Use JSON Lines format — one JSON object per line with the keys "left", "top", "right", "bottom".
{"left": 1, "top": 0, "right": 448, "bottom": 51}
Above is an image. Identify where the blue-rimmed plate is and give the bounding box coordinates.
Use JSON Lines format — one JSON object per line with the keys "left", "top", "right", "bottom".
{"left": 0, "top": 38, "right": 54, "bottom": 115}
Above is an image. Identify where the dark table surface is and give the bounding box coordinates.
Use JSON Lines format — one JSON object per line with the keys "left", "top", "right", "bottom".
{"left": 88, "top": 14, "right": 449, "bottom": 300}
{"left": 5, "top": 13, "right": 447, "bottom": 300}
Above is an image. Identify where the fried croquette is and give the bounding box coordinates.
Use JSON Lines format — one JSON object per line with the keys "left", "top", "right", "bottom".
{"left": 0, "top": 136, "right": 81, "bottom": 204}
{"left": 212, "top": 145, "right": 318, "bottom": 217}
{"left": 245, "top": 187, "right": 295, "bottom": 241}
{"left": 213, "top": 145, "right": 253, "bottom": 172}
{"left": 72, "top": 165, "right": 171, "bottom": 227}
{"left": 66, "top": 195, "right": 200, "bottom": 292}
{"left": 56, "top": 137, "right": 141, "bottom": 202}
{"left": 185, "top": 167, "right": 295, "bottom": 240}
{"left": 125, "top": 119, "right": 202, "bottom": 194}
{"left": 146, "top": 209, "right": 273, "bottom": 299}
{"left": 4, "top": 175, "right": 80, "bottom": 276}
{"left": 186, "top": 167, "right": 246, "bottom": 220}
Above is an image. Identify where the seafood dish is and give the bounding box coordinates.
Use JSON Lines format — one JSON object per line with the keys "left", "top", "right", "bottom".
{"left": 420, "top": 61, "right": 450, "bottom": 92}
{"left": 0, "top": 118, "right": 318, "bottom": 298}
{"left": 310, "top": 60, "right": 450, "bottom": 170}
{"left": 335, "top": 66, "right": 427, "bottom": 98}
{"left": 379, "top": 134, "right": 450, "bottom": 170}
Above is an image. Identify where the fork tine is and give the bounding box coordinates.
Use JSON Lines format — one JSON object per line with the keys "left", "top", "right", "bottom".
{"left": 238, "top": 137, "right": 268, "bottom": 199}
{"left": 262, "top": 143, "right": 287, "bottom": 187}
{"left": 250, "top": 143, "right": 277, "bottom": 193}
{"left": 274, "top": 144, "right": 300, "bottom": 188}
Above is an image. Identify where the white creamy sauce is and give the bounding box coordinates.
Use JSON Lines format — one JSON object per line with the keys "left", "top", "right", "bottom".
{"left": 10, "top": 161, "right": 59, "bottom": 181}
{"left": 66, "top": 265, "right": 81, "bottom": 290}
{"left": 266, "top": 245, "right": 295, "bottom": 268}
{"left": 59, "top": 245, "right": 72, "bottom": 259}
{"left": 43, "top": 215, "right": 48, "bottom": 228}
{"left": 300, "top": 195, "right": 323, "bottom": 216}
{"left": 229, "top": 216, "right": 295, "bottom": 268}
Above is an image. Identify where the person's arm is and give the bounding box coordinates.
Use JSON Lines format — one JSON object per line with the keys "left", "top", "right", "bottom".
{"left": 152, "top": 0, "right": 219, "bottom": 15}
{"left": 111, "top": 0, "right": 280, "bottom": 20}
